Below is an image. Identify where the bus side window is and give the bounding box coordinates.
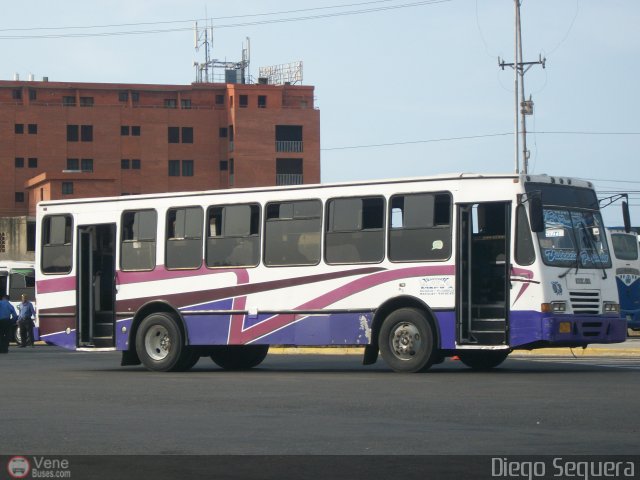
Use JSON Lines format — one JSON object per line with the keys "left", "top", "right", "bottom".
{"left": 121, "top": 210, "right": 157, "bottom": 271}
{"left": 42, "top": 214, "right": 73, "bottom": 274}
{"left": 206, "top": 204, "right": 260, "bottom": 268}
{"left": 325, "top": 196, "right": 384, "bottom": 264}
{"left": 515, "top": 205, "right": 535, "bottom": 266}
{"left": 388, "top": 193, "right": 452, "bottom": 262}
{"left": 265, "top": 200, "right": 321, "bottom": 266}
{"left": 166, "top": 206, "right": 203, "bottom": 270}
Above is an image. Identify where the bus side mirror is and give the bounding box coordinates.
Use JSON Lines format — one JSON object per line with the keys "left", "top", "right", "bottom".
{"left": 529, "top": 196, "right": 544, "bottom": 233}
{"left": 623, "top": 201, "right": 631, "bottom": 233}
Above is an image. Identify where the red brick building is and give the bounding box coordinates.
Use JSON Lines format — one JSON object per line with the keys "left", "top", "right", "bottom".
{"left": 0, "top": 79, "right": 320, "bottom": 260}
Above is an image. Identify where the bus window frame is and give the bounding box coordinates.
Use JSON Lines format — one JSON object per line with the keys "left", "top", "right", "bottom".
{"left": 205, "top": 202, "right": 261, "bottom": 269}
{"left": 120, "top": 209, "right": 158, "bottom": 272}
{"left": 165, "top": 205, "right": 204, "bottom": 271}
{"left": 41, "top": 214, "right": 74, "bottom": 275}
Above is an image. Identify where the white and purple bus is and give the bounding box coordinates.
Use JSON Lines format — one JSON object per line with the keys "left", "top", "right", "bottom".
{"left": 35, "top": 173, "right": 627, "bottom": 372}
{"left": 0, "top": 261, "right": 36, "bottom": 345}
{"left": 608, "top": 229, "right": 640, "bottom": 332}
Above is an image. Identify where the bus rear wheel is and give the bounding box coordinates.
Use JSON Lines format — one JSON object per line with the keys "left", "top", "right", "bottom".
{"left": 457, "top": 350, "right": 509, "bottom": 370}
{"left": 210, "top": 345, "right": 269, "bottom": 370}
{"left": 379, "top": 308, "right": 435, "bottom": 373}
{"left": 136, "top": 313, "right": 185, "bottom": 372}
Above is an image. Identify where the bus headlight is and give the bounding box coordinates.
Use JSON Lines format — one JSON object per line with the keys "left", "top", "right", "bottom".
{"left": 542, "top": 301, "right": 566, "bottom": 313}
{"left": 603, "top": 302, "right": 620, "bottom": 313}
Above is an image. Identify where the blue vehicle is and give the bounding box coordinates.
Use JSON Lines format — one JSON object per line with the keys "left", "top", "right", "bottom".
{"left": 608, "top": 230, "right": 640, "bottom": 332}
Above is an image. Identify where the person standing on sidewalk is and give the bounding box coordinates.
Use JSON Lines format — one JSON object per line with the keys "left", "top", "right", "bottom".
{"left": 0, "top": 294, "right": 18, "bottom": 354}
{"left": 17, "top": 293, "right": 36, "bottom": 348}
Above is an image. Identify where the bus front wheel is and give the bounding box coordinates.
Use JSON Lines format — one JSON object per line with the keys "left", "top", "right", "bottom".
{"left": 379, "top": 308, "right": 435, "bottom": 373}
{"left": 457, "top": 350, "right": 509, "bottom": 370}
{"left": 210, "top": 345, "right": 269, "bottom": 370}
{"left": 136, "top": 313, "right": 185, "bottom": 372}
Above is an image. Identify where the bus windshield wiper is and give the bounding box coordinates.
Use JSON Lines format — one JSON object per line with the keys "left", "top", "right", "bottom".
{"left": 577, "top": 222, "right": 607, "bottom": 280}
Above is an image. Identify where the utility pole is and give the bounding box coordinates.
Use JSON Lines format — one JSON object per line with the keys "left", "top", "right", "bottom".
{"left": 498, "top": 0, "right": 545, "bottom": 174}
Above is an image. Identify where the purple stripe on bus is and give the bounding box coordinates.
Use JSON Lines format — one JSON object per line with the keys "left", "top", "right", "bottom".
{"left": 229, "top": 265, "right": 455, "bottom": 343}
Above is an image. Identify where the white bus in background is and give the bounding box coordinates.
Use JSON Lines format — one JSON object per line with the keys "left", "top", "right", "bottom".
{"left": 35, "top": 173, "right": 628, "bottom": 372}
{"left": 0, "top": 261, "right": 36, "bottom": 345}
{"left": 608, "top": 229, "right": 640, "bottom": 332}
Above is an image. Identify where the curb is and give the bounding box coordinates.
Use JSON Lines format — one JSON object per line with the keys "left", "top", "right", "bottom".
{"left": 268, "top": 346, "right": 640, "bottom": 357}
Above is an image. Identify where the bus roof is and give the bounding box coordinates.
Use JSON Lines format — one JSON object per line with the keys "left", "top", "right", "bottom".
{"left": 36, "top": 172, "right": 594, "bottom": 209}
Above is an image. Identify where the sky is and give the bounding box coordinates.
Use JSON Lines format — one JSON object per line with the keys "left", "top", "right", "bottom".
{"left": 2, "top": 0, "right": 639, "bottom": 226}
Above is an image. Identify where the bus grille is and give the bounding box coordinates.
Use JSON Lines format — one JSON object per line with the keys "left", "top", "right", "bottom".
{"left": 569, "top": 291, "right": 600, "bottom": 314}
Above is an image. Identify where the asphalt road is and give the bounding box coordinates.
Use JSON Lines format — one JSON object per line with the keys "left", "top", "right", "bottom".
{"left": 1, "top": 346, "right": 639, "bottom": 455}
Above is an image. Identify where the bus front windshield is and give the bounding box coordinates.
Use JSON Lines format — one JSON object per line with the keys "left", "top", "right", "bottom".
{"left": 537, "top": 209, "right": 611, "bottom": 269}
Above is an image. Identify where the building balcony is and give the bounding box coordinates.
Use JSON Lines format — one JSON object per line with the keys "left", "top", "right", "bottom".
{"left": 276, "top": 173, "right": 303, "bottom": 186}
{"left": 275, "top": 141, "right": 303, "bottom": 153}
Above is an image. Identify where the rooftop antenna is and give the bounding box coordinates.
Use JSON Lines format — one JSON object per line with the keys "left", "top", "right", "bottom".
{"left": 194, "top": 14, "right": 214, "bottom": 83}
{"left": 498, "top": 0, "right": 546, "bottom": 174}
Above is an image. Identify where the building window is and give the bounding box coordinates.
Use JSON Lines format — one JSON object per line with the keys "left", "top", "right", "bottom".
{"left": 219, "top": 160, "right": 228, "bottom": 171}
{"left": 258, "top": 95, "right": 267, "bottom": 108}
{"left": 131, "top": 159, "right": 141, "bottom": 170}
{"left": 164, "top": 99, "right": 177, "bottom": 109}
{"left": 230, "top": 96, "right": 233, "bottom": 107}
{"left": 15, "top": 157, "right": 24, "bottom": 168}
{"left": 168, "top": 160, "right": 180, "bottom": 177}
{"left": 81, "top": 158, "right": 94, "bottom": 172}
{"left": 121, "top": 159, "right": 130, "bottom": 170}
{"left": 62, "top": 182, "right": 74, "bottom": 195}
{"left": 63, "top": 96, "right": 76, "bottom": 107}
{"left": 29, "top": 89, "right": 37, "bottom": 101}
{"left": 131, "top": 126, "right": 141, "bottom": 136}
{"left": 182, "top": 160, "right": 194, "bottom": 177}
{"left": 276, "top": 158, "right": 303, "bottom": 185}
{"left": 28, "top": 124, "right": 38, "bottom": 134}
{"left": 66, "top": 158, "right": 79, "bottom": 171}
{"left": 215, "top": 94, "right": 224, "bottom": 105}
{"left": 276, "top": 125, "right": 303, "bottom": 152}
{"left": 41, "top": 215, "right": 73, "bottom": 274}
{"left": 118, "top": 91, "right": 128, "bottom": 102}
{"left": 239, "top": 95, "right": 248, "bottom": 108}
{"left": 121, "top": 210, "right": 157, "bottom": 271}
{"left": 181, "top": 99, "right": 192, "bottom": 109}
{"left": 81, "top": 125, "right": 93, "bottom": 142}
{"left": 168, "top": 127, "right": 180, "bottom": 143}
{"left": 131, "top": 92, "right": 140, "bottom": 102}
{"left": 28, "top": 158, "right": 38, "bottom": 168}
{"left": 15, "top": 192, "right": 25, "bottom": 203}
{"left": 121, "top": 126, "right": 130, "bottom": 136}
{"left": 229, "top": 158, "right": 234, "bottom": 185}
{"left": 80, "top": 97, "right": 94, "bottom": 107}
{"left": 181, "top": 127, "right": 193, "bottom": 144}
{"left": 0, "top": 233, "right": 4, "bottom": 254}
{"left": 264, "top": 200, "right": 322, "bottom": 266}
{"left": 166, "top": 207, "right": 204, "bottom": 269}
{"left": 219, "top": 127, "right": 228, "bottom": 138}
{"left": 15, "top": 124, "right": 24, "bottom": 134}
{"left": 12, "top": 89, "right": 22, "bottom": 100}
{"left": 67, "top": 125, "right": 79, "bottom": 142}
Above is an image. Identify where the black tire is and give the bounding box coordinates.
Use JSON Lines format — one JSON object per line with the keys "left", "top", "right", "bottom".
{"left": 379, "top": 308, "right": 435, "bottom": 373}
{"left": 135, "top": 313, "right": 184, "bottom": 372}
{"left": 173, "top": 347, "right": 201, "bottom": 372}
{"left": 457, "top": 350, "right": 509, "bottom": 371}
{"left": 210, "top": 345, "right": 269, "bottom": 370}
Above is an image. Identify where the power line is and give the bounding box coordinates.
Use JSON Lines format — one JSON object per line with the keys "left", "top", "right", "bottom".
{"left": 0, "top": 0, "right": 450, "bottom": 40}
{"left": 321, "top": 130, "right": 640, "bottom": 151}
{"left": 0, "top": 0, "right": 401, "bottom": 32}
{"left": 321, "top": 132, "right": 512, "bottom": 151}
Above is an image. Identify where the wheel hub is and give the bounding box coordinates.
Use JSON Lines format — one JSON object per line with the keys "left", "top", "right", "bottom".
{"left": 391, "top": 322, "right": 421, "bottom": 360}
{"left": 145, "top": 325, "right": 171, "bottom": 361}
